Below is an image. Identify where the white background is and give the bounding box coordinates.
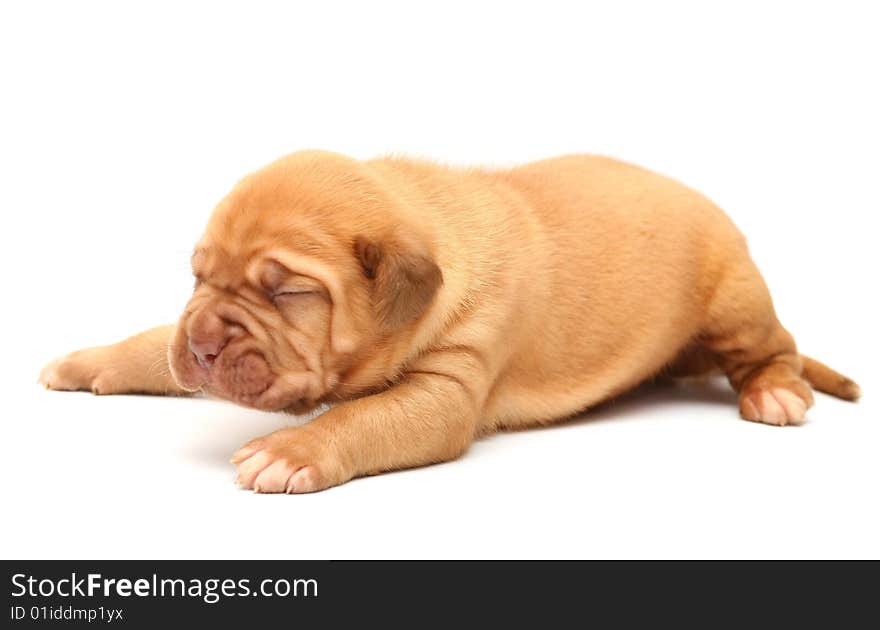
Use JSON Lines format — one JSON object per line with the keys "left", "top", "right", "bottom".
{"left": 1, "top": 1, "right": 877, "bottom": 559}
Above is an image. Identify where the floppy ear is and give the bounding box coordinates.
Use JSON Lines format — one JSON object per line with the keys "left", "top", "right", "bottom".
{"left": 354, "top": 233, "right": 443, "bottom": 330}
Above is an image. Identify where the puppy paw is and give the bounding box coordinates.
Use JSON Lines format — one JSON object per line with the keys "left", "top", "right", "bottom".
{"left": 39, "top": 347, "right": 123, "bottom": 395}
{"left": 739, "top": 380, "right": 814, "bottom": 426}
{"left": 231, "top": 427, "right": 346, "bottom": 494}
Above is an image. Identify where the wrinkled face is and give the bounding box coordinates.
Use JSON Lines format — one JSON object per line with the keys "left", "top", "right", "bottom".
{"left": 169, "top": 246, "right": 339, "bottom": 413}
{"left": 166, "top": 152, "right": 442, "bottom": 413}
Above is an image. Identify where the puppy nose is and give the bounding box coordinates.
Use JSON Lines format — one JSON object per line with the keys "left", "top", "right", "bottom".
{"left": 187, "top": 309, "right": 236, "bottom": 369}
{"left": 189, "top": 336, "right": 222, "bottom": 368}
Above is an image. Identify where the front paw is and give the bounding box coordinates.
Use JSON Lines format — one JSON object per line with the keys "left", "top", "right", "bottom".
{"left": 231, "top": 426, "right": 347, "bottom": 494}
{"left": 739, "top": 377, "right": 814, "bottom": 426}
{"left": 39, "top": 347, "right": 121, "bottom": 395}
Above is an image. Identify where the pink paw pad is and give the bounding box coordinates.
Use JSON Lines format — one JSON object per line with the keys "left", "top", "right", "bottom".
{"left": 740, "top": 387, "right": 810, "bottom": 426}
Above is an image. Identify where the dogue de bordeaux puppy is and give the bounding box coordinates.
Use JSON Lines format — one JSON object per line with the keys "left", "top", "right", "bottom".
{"left": 40, "top": 152, "right": 861, "bottom": 492}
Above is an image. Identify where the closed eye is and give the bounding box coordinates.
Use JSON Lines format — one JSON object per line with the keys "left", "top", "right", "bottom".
{"left": 272, "top": 289, "right": 318, "bottom": 302}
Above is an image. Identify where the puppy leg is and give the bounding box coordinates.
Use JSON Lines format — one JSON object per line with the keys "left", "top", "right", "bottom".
{"left": 232, "top": 372, "right": 480, "bottom": 493}
{"left": 701, "top": 257, "right": 813, "bottom": 426}
{"left": 39, "top": 325, "right": 189, "bottom": 396}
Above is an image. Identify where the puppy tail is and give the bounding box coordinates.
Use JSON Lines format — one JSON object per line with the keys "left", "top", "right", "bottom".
{"left": 801, "top": 355, "right": 862, "bottom": 401}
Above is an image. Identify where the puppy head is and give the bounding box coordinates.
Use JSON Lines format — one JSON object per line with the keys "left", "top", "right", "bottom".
{"left": 167, "top": 151, "right": 442, "bottom": 413}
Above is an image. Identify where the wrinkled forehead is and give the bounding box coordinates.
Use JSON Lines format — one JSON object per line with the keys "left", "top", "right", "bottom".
{"left": 191, "top": 205, "right": 353, "bottom": 300}
{"left": 194, "top": 196, "right": 336, "bottom": 273}
{"left": 203, "top": 166, "right": 367, "bottom": 249}
{"left": 191, "top": 240, "right": 344, "bottom": 291}
{"left": 204, "top": 196, "right": 329, "bottom": 255}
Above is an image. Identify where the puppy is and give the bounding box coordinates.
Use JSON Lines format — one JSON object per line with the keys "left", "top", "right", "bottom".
{"left": 40, "top": 152, "right": 861, "bottom": 492}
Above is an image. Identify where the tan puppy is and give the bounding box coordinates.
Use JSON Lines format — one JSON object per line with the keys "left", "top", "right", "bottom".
{"left": 40, "top": 152, "right": 861, "bottom": 492}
